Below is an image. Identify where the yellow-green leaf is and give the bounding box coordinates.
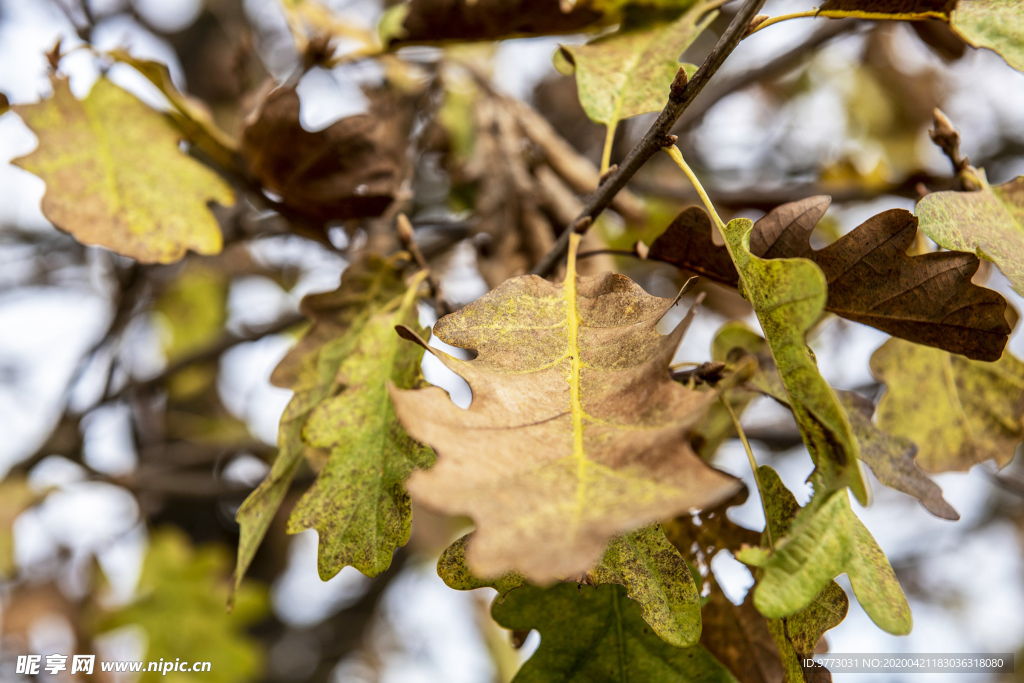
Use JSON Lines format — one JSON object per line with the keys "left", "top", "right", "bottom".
{"left": 492, "top": 582, "right": 737, "bottom": 683}
{"left": 916, "top": 172, "right": 1024, "bottom": 296}
{"left": 952, "top": 0, "right": 1024, "bottom": 74}
{"left": 756, "top": 466, "right": 848, "bottom": 682}
{"left": 285, "top": 269, "right": 435, "bottom": 579}
{"left": 737, "top": 467, "right": 911, "bottom": 636}
{"left": 234, "top": 256, "right": 429, "bottom": 590}
{"left": 718, "top": 217, "right": 867, "bottom": 504}
{"left": 840, "top": 391, "right": 959, "bottom": 519}
{"left": 713, "top": 323, "right": 958, "bottom": 520}
{"left": 98, "top": 529, "right": 266, "bottom": 683}
{"left": 390, "top": 234, "right": 741, "bottom": 583}
{"left": 12, "top": 76, "right": 233, "bottom": 263}
{"left": 107, "top": 50, "right": 239, "bottom": 170}
{"left": 440, "top": 524, "right": 702, "bottom": 648}
{"left": 558, "top": 2, "right": 716, "bottom": 129}
{"left": 870, "top": 337, "right": 1024, "bottom": 473}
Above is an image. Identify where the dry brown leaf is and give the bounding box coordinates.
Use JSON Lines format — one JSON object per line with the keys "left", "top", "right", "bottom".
{"left": 649, "top": 198, "right": 1010, "bottom": 361}
{"left": 241, "top": 83, "right": 410, "bottom": 226}
{"left": 390, "top": 235, "right": 741, "bottom": 582}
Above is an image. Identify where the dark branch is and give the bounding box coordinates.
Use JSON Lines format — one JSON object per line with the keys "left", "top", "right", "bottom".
{"left": 531, "top": 0, "right": 769, "bottom": 277}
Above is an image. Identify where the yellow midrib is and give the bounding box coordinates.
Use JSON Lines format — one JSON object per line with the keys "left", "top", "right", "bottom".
{"left": 565, "top": 233, "right": 588, "bottom": 531}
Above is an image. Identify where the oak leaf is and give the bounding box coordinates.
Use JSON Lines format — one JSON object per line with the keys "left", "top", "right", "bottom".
{"left": 712, "top": 323, "right": 958, "bottom": 520}
{"left": 840, "top": 391, "right": 959, "bottom": 519}
{"left": 952, "top": 0, "right": 1024, "bottom": 73}
{"left": 13, "top": 76, "right": 233, "bottom": 264}
{"left": 557, "top": 2, "right": 715, "bottom": 134}
{"left": 241, "top": 84, "right": 409, "bottom": 225}
{"left": 755, "top": 466, "right": 848, "bottom": 683}
{"left": 819, "top": 0, "right": 1023, "bottom": 73}
{"left": 492, "top": 582, "right": 737, "bottom": 683}
{"left": 649, "top": 198, "right": 1010, "bottom": 361}
{"left": 737, "top": 467, "right": 910, "bottom": 636}
{"left": 916, "top": 172, "right": 1024, "bottom": 297}
{"left": 234, "top": 257, "right": 433, "bottom": 591}
{"left": 439, "top": 524, "right": 703, "bottom": 648}
{"left": 107, "top": 50, "right": 238, "bottom": 171}
{"left": 870, "top": 337, "right": 1024, "bottom": 473}
{"left": 384, "top": 0, "right": 706, "bottom": 45}
{"left": 390, "top": 235, "right": 741, "bottom": 583}
{"left": 386, "top": 0, "right": 604, "bottom": 44}
{"left": 714, "top": 213, "right": 868, "bottom": 503}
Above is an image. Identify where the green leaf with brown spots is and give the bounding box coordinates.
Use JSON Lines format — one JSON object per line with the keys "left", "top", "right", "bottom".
{"left": 492, "top": 582, "right": 737, "bottom": 683}
{"left": 737, "top": 467, "right": 910, "bottom": 636}
{"left": 390, "top": 234, "right": 741, "bottom": 584}
{"left": 557, "top": 2, "right": 716, "bottom": 132}
{"left": 12, "top": 76, "right": 233, "bottom": 263}
{"left": 717, "top": 216, "right": 867, "bottom": 504}
{"left": 754, "top": 466, "right": 848, "bottom": 683}
{"left": 234, "top": 256, "right": 433, "bottom": 591}
{"left": 870, "top": 337, "right": 1024, "bottom": 473}
{"left": 917, "top": 172, "right": 1024, "bottom": 296}
{"left": 440, "top": 524, "right": 702, "bottom": 647}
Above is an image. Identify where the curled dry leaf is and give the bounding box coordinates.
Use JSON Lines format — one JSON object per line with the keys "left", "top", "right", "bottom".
{"left": 917, "top": 172, "right": 1024, "bottom": 297}
{"left": 491, "top": 582, "right": 736, "bottom": 683}
{"left": 440, "top": 524, "right": 702, "bottom": 648}
{"left": 649, "top": 198, "right": 1010, "bottom": 361}
{"left": 870, "top": 337, "right": 1024, "bottom": 473}
{"left": 13, "top": 77, "right": 234, "bottom": 264}
{"left": 390, "top": 235, "right": 741, "bottom": 583}
{"left": 241, "top": 83, "right": 410, "bottom": 225}
{"left": 234, "top": 256, "right": 433, "bottom": 593}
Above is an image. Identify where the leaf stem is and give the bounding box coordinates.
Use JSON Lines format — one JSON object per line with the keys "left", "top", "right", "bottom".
{"left": 662, "top": 145, "right": 726, "bottom": 232}
{"left": 600, "top": 122, "right": 617, "bottom": 176}
{"left": 721, "top": 397, "right": 773, "bottom": 550}
{"left": 748, "top": 10, "right": 946, "bottom": 36}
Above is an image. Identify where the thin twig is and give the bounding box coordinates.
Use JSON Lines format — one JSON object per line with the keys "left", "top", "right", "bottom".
{"left": 397, "top": 213, "right": 452, "bottom": 315}
{"left": 531, "top": 0, "right": 768, "bottom": 277}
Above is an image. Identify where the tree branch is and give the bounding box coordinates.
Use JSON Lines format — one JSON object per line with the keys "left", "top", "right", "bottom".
{"left": 531, "top": 0, "right": 769, "bottom": 277}
{"left": 105, "top": 312, "right": 306, "bottom": 403}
